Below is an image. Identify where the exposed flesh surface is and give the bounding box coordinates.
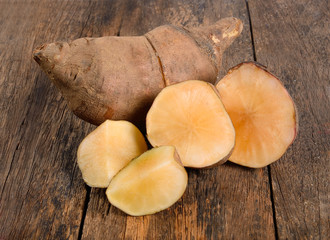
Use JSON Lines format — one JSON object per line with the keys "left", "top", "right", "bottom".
{"left": 216, "top": 63, "right": 297, "bottom": 168}
{"left": 106, "top": 146, "right": 188, "bottom": 216}
{"left": 77, "top": 120, "right": 147, "bottom": 187}
{"left": 147, "top": 80, "right": 235, "bottom": 168}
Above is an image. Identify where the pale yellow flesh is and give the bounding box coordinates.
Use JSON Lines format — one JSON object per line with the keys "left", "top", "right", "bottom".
{"left": 146, "top": 80, "right": 235, "bottom": 168}
{"left": 216, "top": 63, "right": 297, "bottom": 168}
{"left": 106, "top": 146, "right": 188, "bottom": 216}
{"left": 77, "top": 120, "right": 147, "bottom": 187}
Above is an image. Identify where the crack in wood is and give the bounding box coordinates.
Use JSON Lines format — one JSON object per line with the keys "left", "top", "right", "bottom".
{"left": 78, "top": 186, "right": 91, "bottom": 240}
{"left": 0, "top": 141, "right": 20, "bottom": 202}
{"left": 0, "top": 116, "right": 27, "bottom": 202}
{"left": 78, "top": 0, "right": 93, "bottom": 38}
{"left": 267, "top": 166, "right": 280, "bottom": 240}
{"left": 245, "top": 0, "right": 257, "bottom": 61}
{"left": 245, "top": 1, "right": 279, "bottom": 239}
{"left": 116, "top": 15, "right": 124, "bottom": 36}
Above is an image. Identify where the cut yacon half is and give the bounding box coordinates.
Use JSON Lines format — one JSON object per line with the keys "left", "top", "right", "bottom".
{"left": 146, "top": 80, "right": 236, "bottom": 168}
{"left": 216, "top": 62, "right": 298, "bottom": 168}
{"left": 106, "top": 146, "right": 188, "bottom": 216}
{"left": 77, "top": 120, "right": 147, "bottom": 187}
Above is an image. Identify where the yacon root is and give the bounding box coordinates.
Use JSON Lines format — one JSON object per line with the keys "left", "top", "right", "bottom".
{"left": 33, "top": 18, "right": 243, "bottom": 127}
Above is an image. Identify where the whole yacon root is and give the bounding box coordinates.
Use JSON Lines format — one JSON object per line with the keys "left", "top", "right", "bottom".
{"left": 33, "top": 17, "right": 243, "bottom": 127}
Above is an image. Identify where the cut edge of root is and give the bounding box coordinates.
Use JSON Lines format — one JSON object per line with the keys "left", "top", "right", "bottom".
{"left": 147, "top": 80, "right": 236, "bottom": 169}
{"left": 187, "top": 144, "right": 235, "bottom": 169}
{"left": 219, "top": 61, "right": 299, "bottom": 143}
{"left": 217, "top": 62, "right": 299, "bottom": 168}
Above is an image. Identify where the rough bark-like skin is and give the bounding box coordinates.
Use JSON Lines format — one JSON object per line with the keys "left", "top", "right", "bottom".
{"left": 33, "top": 17, "right": 243, "bottom": 127}
{"left": 34, "top": 37, "right": 163, "bottom": 127}
{"left": 145, "top": 25, "right": 218, "bottom": 85}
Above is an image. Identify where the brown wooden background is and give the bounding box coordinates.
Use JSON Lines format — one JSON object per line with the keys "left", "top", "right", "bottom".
{"left": 0, "top": 0, "right": 329, "bottom": 239}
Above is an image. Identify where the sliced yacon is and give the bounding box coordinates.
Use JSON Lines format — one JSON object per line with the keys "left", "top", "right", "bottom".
{"left": 147, "top": 80, "right": 235, "bottom": 168}
{"left": 33, "top": 18, "right": 243, "bottom": 127}
{"left": 216, "top": 62, "right": 298, "bottom": 168}
{"left": 106, "top": 146, "right": 188, "bottom": 216}
{"left": 77, "top": 120, "right": 147, "bottom": 187}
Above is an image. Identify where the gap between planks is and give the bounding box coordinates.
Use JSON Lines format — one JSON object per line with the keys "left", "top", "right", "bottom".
{"left": 245, "top": 0, "right": 279, "bottom": 239}
{"left": 78, "top": 186, "right": 91, "bottom": 240}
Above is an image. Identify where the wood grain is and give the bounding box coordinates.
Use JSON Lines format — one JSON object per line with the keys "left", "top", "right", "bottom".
{"left": 0, "top": 1, "right": 103, "bottom": 239}
{"left": 248, "top": 0, "right": 330, "bottom": 239}
{"left": 0, "top": 0, "right": 328, "bottom": 239}
{"left": 81, "top": 0, "right": 275, "bottom": 239}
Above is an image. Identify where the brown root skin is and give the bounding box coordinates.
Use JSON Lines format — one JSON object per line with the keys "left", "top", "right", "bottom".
{"left": 33, "top": 18, "right": 243, "bottom": 127}
{"left": 34, "top": 37, "right": 163, "bottom": 128}
{"left": 186, "top": 17, "right": 243, "bottom": 69}
{"left": 186, "top": 145, "right": 234, "bottom": 170}
{"left": 199, "top": 142, "right": 233, "bottom": 168}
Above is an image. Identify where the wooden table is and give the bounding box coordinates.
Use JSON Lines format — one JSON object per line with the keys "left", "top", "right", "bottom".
{"left": 0, "top": 0, "right": 328, "bottom": 239}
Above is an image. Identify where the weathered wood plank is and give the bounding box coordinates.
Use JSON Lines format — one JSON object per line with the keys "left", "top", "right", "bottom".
{"left": 81, "top": 1, "right": 275, "bottom": 239}
{"left": 248, "top": 0, "right": 330, "bottom": 239}
{"left": 0, "top": 0, "right": 122, "bottom": 239}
